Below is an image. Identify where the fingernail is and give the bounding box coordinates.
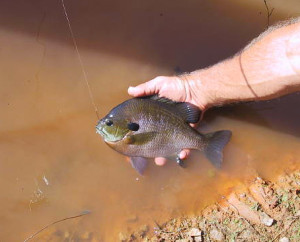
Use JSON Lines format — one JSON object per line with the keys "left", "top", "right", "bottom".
{"left": 179, "top": 151, "right": 186, "bottom": 159}
{"left": 155, "top": 158, "right": 167, "bottom": 166}
{"left": 128, "top": 86, "right": 135, "bottom": 93}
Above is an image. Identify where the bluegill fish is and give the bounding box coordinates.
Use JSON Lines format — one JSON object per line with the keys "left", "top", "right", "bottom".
{"left": 96, "top": 96, "right": 232, "bottom": 174}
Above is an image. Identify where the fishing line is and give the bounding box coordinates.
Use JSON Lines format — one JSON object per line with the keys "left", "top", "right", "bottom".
{"left": 61, "top": 0, "right": 100, "bottom": 120}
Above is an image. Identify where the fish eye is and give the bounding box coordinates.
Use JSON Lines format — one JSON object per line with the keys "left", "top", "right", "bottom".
{"left": 105, "top": 119, "right": 113, "bottom": 126}
{"left": 128, "top": 122, "right": 139, "bottom": 131}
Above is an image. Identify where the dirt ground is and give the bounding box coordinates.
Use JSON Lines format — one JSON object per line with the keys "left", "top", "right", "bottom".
{"left": 122, "top": 169, "right": 300, "bottom": 242}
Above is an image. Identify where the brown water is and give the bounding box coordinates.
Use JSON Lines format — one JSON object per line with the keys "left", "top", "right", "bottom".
{"left": 0, "top": 0, "right": 300, "bottom": 241}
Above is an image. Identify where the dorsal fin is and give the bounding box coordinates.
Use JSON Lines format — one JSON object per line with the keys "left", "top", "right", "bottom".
{"left": 139, "top": 95, "right": 201, "bottom": 123}
{"left": 176, "top": 102, "right": 201, "bottom": 123}
{"left": 139, "top": 95, "right": 179, "bottom": 104}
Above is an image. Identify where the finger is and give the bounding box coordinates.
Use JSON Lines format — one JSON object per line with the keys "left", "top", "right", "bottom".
{"left": 128, "top": 81, "right": 158, "bottom": 97}
{"left": 128, "top": 76, "right": 166, "bottom": 97}
{"left": 155, "top": 157, "right": 167, "bottom": 166}
{"left": 190, "top": 123, "right": 197, "bottom": 128}
{"left": 179, "top": 149, "right": 191, "bottom": 160}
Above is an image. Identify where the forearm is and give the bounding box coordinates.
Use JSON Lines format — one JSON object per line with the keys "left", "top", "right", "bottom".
{"left": 187, "top": 18, "right": 300, "bottom": 108}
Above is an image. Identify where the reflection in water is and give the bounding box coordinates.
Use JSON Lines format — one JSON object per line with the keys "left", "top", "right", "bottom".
{"left": 0, "top": 0, "right": 299, "bottom": 241}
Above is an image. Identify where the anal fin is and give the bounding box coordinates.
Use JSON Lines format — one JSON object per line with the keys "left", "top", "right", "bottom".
{"left": 130, "top": 157, "right": 148, "bottom": 175}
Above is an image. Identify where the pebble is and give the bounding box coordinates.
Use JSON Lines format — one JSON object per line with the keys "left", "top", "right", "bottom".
{"left": 239, "top": 193, "right": 246, "bottom": 198}
{"left": 209, "top": 229, "right": 224, "bottom": 241}
{"left": 187, "top": 228, "right": 202, "bottom": 241}
{"left": 260, "top": 213, "right": 274, "bottom": 227}
{"left": 279, "top": 237, "right": 289, "bottom": 242}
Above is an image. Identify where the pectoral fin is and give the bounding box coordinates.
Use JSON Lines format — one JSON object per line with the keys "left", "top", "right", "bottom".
{"left": 125, "top": 132, "right": 157, "bottom": 145}
{"left": 130, "top": 157, "right": 148, "bottom": 175}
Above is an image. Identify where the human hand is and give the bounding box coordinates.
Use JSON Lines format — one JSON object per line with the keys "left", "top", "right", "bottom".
{"left": 128, "top": 75, "right": 208, "bottom": 166}
{"left": 128, "top": 75, "right": 209, "bottom": 110}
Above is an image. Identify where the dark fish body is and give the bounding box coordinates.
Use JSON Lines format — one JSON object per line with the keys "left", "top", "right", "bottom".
{"left": 96, "top": 96, "right": 232, "bottom": 174}
{"left": 106, "top": 98, "right": 205, "bottom": 157}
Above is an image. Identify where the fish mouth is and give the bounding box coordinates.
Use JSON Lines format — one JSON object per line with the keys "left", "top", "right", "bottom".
{"left": 95, "top": 127, "right": 105, "bottom": 136}
{"left": 95, "top": 127, "right": 125, "bottom": 143}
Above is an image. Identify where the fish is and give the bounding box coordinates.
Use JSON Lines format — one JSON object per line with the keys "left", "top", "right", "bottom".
{"left": 96, "top": 96, "right": 232, "bottom": 174}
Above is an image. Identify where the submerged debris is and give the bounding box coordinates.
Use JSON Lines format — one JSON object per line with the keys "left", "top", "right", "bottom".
{"left": 23, "top": 210, "right": 91, "bottom": 242}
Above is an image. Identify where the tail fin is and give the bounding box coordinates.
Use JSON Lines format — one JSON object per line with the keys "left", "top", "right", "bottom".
{"left": 204, "top": 130, "right": 232, "bottom": 169}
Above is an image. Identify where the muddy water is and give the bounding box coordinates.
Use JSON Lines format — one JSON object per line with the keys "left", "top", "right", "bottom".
{"left": 0, "top": 0, "right": 299, "bottom": 241}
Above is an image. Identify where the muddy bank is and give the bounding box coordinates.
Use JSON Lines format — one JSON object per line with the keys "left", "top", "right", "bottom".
{"left": 119, "top": 168, "right": 300, "bottom": 242}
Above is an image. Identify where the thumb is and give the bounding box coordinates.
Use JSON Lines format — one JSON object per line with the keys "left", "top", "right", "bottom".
{"left": 128, "top": 78, "right": 161, "bottom": 97}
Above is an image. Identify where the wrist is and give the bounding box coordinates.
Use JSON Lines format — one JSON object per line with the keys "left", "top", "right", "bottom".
{"left": 186, "top": 56, "right": 247, "bottom": 109}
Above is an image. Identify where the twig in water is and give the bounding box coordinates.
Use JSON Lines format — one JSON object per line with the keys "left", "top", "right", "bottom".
{"left": 23, "top": 210, "right": 91, "bottom": 242}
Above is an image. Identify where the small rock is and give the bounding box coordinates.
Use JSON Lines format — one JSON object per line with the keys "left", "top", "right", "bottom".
{"left": 255, "top": 177, "right": 263, "bottom": 182}
{"left": 260, "top": 213, "right": 274, "bottom": 227}
{"left": 279, "top": 237, "right": 290, "bottom": 242}
{"left": 187, "top": 228, "right": 202, "bottom": 241}
{"left": 209, "top": 229, "right": 224, "bottom": 241}
{"left": 188, "top": 228, "right": 202, "bottom": 237}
